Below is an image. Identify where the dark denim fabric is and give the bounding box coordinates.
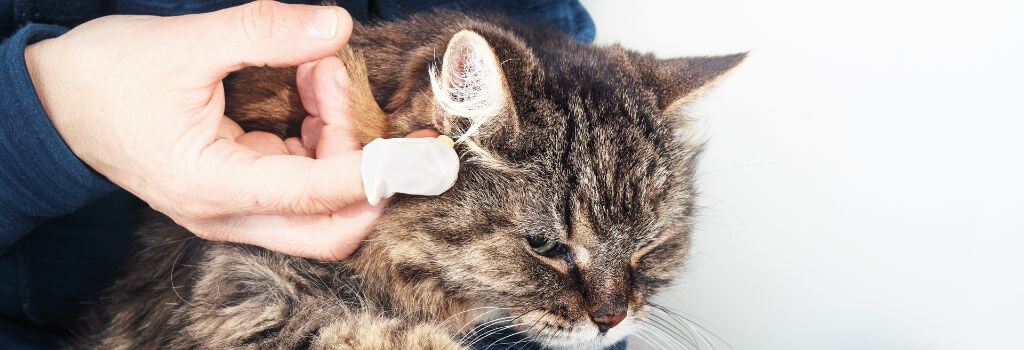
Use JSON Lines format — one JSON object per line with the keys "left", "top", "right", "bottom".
{"left": 0, "top": 0, "right": 599, "bottom": 349}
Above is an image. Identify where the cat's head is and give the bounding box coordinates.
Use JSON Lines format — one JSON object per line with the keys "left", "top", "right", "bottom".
{"left": 364, "top": 23, "right": 743, "bottom": 349}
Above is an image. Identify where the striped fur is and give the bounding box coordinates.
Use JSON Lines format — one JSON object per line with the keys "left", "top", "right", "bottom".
{"left": 75, "top": 11, "right": 743, "bottom": 350}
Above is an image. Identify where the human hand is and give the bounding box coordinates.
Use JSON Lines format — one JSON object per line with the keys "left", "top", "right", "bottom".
{"left": 24, "top": 1, "right": 416, "bottom": 260}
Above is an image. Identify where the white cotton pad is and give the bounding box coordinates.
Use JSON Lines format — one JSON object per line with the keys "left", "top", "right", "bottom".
{"left": 361, "top": 136, "right": 460, "bottom": 205}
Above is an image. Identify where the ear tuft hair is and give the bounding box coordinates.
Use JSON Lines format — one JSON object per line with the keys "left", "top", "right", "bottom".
{"left": 429, "top": 30, "right": 511, "bottom": 143}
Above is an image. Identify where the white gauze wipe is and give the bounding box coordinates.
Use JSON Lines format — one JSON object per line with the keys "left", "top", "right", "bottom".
{"left": 360, "top": 31, "right": 506, "bottom": 205}
{"left": 361, "top": 135, "right": 460, "bottom": 205}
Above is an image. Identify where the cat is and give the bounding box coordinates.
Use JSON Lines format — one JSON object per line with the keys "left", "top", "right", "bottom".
{"left": 74, "top": 10, "right": 744, "bottom": 350}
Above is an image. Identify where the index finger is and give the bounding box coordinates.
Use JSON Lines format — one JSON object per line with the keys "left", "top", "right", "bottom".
{"left": 195, "top": 138, "right": 367, "bottom": 216}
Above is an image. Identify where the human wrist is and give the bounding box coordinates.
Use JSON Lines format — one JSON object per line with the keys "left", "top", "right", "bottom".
{"left": 0, "top": 24, "right": 117, "bottom": 234}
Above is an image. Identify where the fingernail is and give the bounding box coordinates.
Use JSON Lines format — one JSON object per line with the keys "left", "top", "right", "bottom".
{"left": 307, "top": 8, "right": 338, "bottom": 39}
{"left": 437, "top": 135, "right": 455, "bottom": 148}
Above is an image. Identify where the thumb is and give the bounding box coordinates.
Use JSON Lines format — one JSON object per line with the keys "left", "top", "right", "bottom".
{"left": 168, "top": 1, "right": 351, "bottom": 80}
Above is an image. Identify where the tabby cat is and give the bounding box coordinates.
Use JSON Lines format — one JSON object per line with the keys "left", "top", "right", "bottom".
{"left": 76, "top": 10, "right": 744, "bottom": 350}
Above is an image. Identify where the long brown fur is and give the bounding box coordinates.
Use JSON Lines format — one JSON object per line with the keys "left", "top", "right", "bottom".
{"left": 225, "top": 46, "right": 387, "bottom": 145}
{"left": 74, "top": 10, "right": 744, "bottom": 350}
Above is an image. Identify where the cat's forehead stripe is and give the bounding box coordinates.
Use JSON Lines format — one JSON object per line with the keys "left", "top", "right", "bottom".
{"left": 560, "top": 95, "right": 582, "bottom": 241}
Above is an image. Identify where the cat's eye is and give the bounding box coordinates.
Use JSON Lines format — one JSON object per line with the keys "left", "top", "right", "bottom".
{"left": 526, "top": 235, "right": 559, "bottom": 255}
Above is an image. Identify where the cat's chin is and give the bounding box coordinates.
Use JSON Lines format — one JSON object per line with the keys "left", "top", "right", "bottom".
{"left": 530, "top": 318, "right": 636, "bottom": 350}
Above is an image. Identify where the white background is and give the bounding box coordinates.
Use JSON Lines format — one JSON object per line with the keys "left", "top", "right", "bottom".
{"left": 581, "top": 1, "right": 1024, "bottom": 349}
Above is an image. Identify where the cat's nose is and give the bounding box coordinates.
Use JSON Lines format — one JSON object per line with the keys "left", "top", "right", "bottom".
{"left": 591, "top": 309, "right": 626, "bottom": 333}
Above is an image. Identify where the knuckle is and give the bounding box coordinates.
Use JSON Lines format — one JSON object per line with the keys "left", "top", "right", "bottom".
{"left": 172, "top": 200, "right": 210, "bottom": 220}
{"left": 238, "top": 191, "right": 267, "bottom": 212}
{"left": 163, "top": 186, "right": 218, "bottom": 220}
{"left": 309, "top": 186, "right": 344, "bottom": 213}
{"left": 240, "top": 1, "right": 277, "bottom": 43}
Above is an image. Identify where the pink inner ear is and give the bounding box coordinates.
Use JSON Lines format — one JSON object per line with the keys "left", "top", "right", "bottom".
{"left": 447, "top": 46, "right": 472, "bottom": 97}
{"left": 430, "top": 30, "right": 510, "bottom": 143}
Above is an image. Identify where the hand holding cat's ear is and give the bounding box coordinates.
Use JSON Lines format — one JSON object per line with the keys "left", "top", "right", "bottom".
{"left": 294, "top": 57, "right": 459, "bottom": 206}
{"left": 23, "top": 1, "right": 432, "bottom": 261}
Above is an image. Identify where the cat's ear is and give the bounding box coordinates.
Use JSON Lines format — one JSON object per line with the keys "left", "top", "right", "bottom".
{"left": 652, "top": 53, "right": 746, "bottom": 143}
{"left": 430, "top": 30, "right": 515, "bottom": 143}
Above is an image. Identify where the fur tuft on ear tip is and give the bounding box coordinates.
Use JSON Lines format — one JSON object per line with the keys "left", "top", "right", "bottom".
{"left": 429, "top": 30, "right": 511, "bottom": 143}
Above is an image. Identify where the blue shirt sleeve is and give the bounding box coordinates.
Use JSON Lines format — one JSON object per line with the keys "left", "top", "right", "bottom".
{"left": 0, "top": 24, "right": 118, "bottom": 253}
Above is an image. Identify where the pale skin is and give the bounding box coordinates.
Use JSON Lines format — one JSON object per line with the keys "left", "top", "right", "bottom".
{"left": 23, "top": 1, "right": 435, "bottom": 261}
